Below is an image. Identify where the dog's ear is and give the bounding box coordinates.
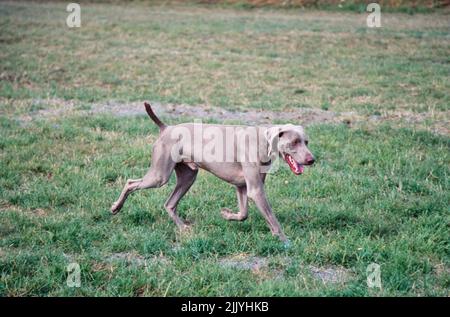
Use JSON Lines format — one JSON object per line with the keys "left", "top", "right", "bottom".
{"left": 264, "top": 126, "right": 282, "bottom": 157}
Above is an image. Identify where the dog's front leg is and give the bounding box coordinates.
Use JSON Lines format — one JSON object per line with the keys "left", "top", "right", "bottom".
{"left": 244, "top": 168, "right": 288, "bottom": 243}
{"left": 249, "top": 187, "right": 288, "bottom": 242}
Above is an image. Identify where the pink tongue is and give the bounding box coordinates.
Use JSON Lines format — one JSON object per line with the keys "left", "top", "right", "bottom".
{"left": 285, "top": 154, "right": 303, "bottom": 175}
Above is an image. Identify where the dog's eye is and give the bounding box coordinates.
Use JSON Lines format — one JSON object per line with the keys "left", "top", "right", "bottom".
{"left": 305, "top": 140, "right": 309, "bottom": 145}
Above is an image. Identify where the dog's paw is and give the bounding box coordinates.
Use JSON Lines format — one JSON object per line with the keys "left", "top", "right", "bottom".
{"left": 110, "top": 202, "right": 122, "bottom": 214}
{"left": 220, "top": 208, "right": 233, "bottom": 220}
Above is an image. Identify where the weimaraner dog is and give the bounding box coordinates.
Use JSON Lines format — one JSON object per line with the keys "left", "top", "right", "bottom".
{"left": 111, "top": 103, "right": 315, "bottom": 244}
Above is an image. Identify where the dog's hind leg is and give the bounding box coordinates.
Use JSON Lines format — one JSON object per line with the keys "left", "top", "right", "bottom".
{"left": 111, "top": 142, "right": 176, "bottom": 214}
{"left": 221, "top": 185, "right": 248, "bottom": 221}
{"left": 164, "top": 163, "right": 198, "bottom": 230}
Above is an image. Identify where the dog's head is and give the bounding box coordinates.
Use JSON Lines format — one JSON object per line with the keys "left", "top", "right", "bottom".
{"left": 265, "top": 124, "right": 315, "bottom": 175}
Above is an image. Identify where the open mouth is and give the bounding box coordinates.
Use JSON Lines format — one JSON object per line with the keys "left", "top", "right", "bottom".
{"left": 284, "top": 154, "right": 304, "bottom": 175}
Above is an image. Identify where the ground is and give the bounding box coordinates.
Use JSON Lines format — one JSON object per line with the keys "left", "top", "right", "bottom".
{"left": 0, "top": 1, "right": 449, "bottom": 296}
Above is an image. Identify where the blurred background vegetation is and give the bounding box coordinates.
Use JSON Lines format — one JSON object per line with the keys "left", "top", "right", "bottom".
{"left": 28, "top": 0, "right": 450, "bottom": 13}
{"left": 198, "top": 0, "right": 448, "bottom": 11}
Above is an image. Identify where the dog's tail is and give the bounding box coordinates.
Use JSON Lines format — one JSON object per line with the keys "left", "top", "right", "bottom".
{"left": 144, "top": 102, "right": 166, "bottom": 131}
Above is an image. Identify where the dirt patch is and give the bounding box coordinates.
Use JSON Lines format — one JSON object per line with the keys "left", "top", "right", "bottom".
{"left": 91, "top": 261, "right": 114, "bottom": 273}
{"left": 18, "top": 98, "right": 450, "bottom": 135}
{"left": 106, "top": 252, "right": 169, "bottom": 267}
{"left": 434, "top": 263, "right": 450, "bottom": 278}
{"left": 218, "top": 254, "right": 351, "bottom": 284}
{"left": 309, "top": 265, "right": 352, "bottom": 284}
{"left": 32, "top": 208, "right": 48, "bottom": 217}
{"left": 219, "top": 254, "right": 285, "bottom": 280}
{"left": 0, "top": 201, "right": 22, "bottom": 213}
{"left": 0, "top": 201, "right": 49, "bottom": 217}
{"left": 219, "top": 254, "right": 269, "bottom": 270}
{"left": 153, "top": 102, "right": 350, "bottom": 126}
{"left": 107, "top": 252, "right": 147, "bottom": 266}
{"left": 22, "top": 98, "right": 351, "bottom": 126}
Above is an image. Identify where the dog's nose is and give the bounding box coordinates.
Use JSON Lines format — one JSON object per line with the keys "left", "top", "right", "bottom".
{"left": 305, "top": 156, "right": 315, "bottom": 165}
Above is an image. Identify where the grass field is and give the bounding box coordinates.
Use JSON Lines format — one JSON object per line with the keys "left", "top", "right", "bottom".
{"left": 0, "top": 1, "right": 449, "bottom": 296}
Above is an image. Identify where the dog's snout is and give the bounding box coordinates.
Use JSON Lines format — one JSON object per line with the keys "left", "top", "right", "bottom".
{"left": 305, "top": 155, "right": 315, "bottom": 165}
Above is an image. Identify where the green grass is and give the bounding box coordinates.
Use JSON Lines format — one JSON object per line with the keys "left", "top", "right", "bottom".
{"left": 0, "top": 2, "right": 449, "bottom": 113}
{"left": 0, "top": 1, "right": 449, "bottom": 296}
{"left": 0, "top": 114, "right": 448, "bottom": 296}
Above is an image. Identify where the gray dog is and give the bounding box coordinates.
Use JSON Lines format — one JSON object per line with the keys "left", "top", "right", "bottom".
{"left": 111, "top": 102, "right": 315, "bottom": 244}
